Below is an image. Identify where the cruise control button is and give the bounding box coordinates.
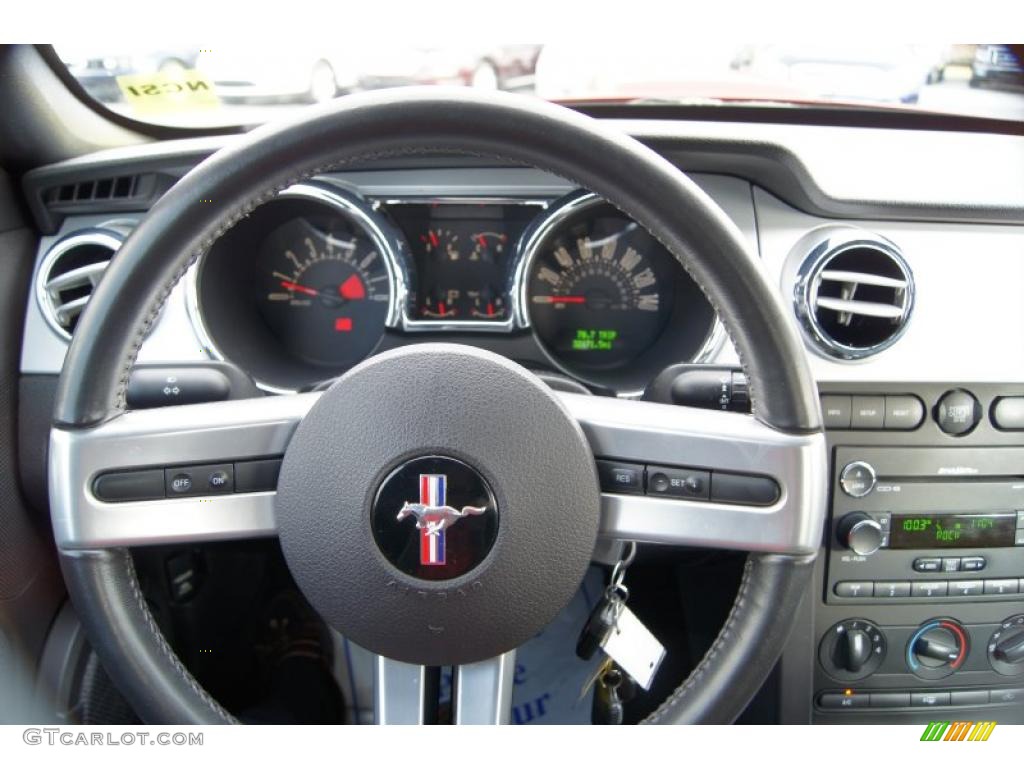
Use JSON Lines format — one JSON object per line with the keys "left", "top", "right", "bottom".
{"left": 596, "top": 460, "right": 644, "bottom": 495}
{"left": 870, "top": 691, "right": 910, "bottom": 708}
{"left": 948, "top": 580, "right": 983, "bottom": 596}
{"left": 911, "top": 581, "right": 948, "bottom": 598}
{"left": 709, "top": 472, "right": 778, "bottom": 506}
{"left": 913, "top": 557, "right": 942, "bottom": 573}
{"left": 884, "top": 395, "right": 924, "bottom": 430}
{"left": 93, "top": 469, "right": 166, "bottom": 502}
{"left": 647, "top": 465, "right": 710, "bottom": 500}
{"left": 851, "top": 396, "right": 885, "bottom": 429}
{"left": 874, "top": 581, "right": 911, "bottom": 598}
{"left": 960, "top": 556, "right": 986, "bottom": 571}
{"left": 834, "top": 581, "right": 873, "bottom": 598}
{"left": 165, "top": 464, "right": 234, "bottom": 497}
{"left": 911, "top": 691, "right": 951, "bottom": 707}
{"left": 984, "top": 578, "right": 1019, "bottom": 596}
{"left": 821, "top": 395, "right": 852, "bottom": 429}
{"left": 167, "top": 472, "right": 193, "bottom": 495}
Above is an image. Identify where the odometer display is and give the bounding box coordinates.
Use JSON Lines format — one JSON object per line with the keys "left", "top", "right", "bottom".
{"left": 526, "top": 214, "right": 672, "bottom": 370}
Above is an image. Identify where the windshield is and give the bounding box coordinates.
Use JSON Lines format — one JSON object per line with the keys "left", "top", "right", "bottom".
{"left": 54, "top": 43, "right": 1024, "bottom": 129}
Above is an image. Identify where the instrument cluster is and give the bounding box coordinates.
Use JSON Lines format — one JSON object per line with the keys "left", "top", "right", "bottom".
{"left": 189, "top": 182, "right": 720, "bottom": 393}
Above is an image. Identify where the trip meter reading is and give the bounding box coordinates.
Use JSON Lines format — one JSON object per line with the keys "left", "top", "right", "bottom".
{"left": 526, "top": 217, "right": 672, "bottom": 370}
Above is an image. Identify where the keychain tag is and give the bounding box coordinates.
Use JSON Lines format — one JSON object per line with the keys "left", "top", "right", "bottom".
{"left": 600, "top": 603, "right": 666, "bottom": 690}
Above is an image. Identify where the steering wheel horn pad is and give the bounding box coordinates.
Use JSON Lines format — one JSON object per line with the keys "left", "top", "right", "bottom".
{"left": 276, "top": 344, "right": 599, "bottom": 666}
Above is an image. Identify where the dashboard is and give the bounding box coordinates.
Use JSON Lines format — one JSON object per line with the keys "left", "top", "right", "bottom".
{"left": 16, "top": 117, "right": 1024, "bottom": 725}
{"left": 188, "top": 184, "right": 716, "bottom": 393}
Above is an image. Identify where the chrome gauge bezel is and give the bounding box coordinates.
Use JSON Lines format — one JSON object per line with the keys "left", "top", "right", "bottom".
{"left": 510, "top": 190, "right": 726, "bottom": 391}
{"left": 185, "top": 181, "right": 408, "bottom": 393}
{"left": 371, "top": 196, "right": 549, "bottom": 333}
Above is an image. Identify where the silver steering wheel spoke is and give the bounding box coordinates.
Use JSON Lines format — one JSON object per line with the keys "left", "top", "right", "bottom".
{"left": 374, "top": 651, "right": 516, "bottom": 725}
{"left": 559, "top": 392, "right": 828, "bottom": 555}
{"left": 50, "top": 388, "right": 825, "bottom": 556}
{"left": 49, "top": 393, "right": 318, "bottom": 549}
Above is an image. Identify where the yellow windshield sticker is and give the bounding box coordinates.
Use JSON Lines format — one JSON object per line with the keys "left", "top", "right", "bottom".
{"left": 116, "top": 69, "right": 219, "bottom": 114}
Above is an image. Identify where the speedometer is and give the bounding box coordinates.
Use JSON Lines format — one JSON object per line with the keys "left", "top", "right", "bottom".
{"left": 520, "top": 193, "right": 719, "bottom": 391}
{"left": 527, "top": 221, "right": 669, "bottom": 369}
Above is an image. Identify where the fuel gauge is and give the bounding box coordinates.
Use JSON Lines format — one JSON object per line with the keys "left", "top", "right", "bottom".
{"left": 469, "top": 286, "right": 506, "bottom": 319}
{"left": 420, "top": 288, "right": 460, "bottom": 319}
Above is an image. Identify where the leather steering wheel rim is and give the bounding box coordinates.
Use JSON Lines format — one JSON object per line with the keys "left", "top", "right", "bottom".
{"left": 52, "top": 88, "right": 822, "bottom": 724}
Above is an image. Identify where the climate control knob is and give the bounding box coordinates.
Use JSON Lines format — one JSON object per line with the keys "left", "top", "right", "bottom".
{"left": 819, "top": 619, "right": 886, "bottom": 681}
{"left": 836, "top": 512, "right": 884, "bottom": 556}
{"left": 989, "top": 615, "right": 1024, "bottom": 676}
{"left": 907, "top": 619, "right": 969, "bottom": 679}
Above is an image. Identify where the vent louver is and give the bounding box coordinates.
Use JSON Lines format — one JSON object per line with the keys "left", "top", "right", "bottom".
{"left": 36, "top": 229, "right": 123, "bottom": 339}
{"left": 794, "top": 232, "right": 914, "bottom": 360}
{"left": 43, "top": 175, "right": 144, "bottom": 207}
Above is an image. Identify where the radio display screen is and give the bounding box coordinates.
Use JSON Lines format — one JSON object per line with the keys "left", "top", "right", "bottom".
{"left": 890, "top": 512, "right": 1017, "bottom": 549}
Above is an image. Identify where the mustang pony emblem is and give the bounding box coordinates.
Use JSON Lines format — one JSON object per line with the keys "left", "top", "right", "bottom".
{"left": 397, "top": 474, "right": 486, "bottom": 565}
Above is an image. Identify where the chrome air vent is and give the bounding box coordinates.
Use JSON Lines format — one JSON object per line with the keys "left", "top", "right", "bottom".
{"left": 36, "top": 229, "right": 123, "bottom": 339}
{"left": 794, "top": 230, "right": 914, "bottom": 360}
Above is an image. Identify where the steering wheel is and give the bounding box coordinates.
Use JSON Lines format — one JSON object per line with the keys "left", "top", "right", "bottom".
{"left": 50, "top": 89, "right": 827, "bottom": 725}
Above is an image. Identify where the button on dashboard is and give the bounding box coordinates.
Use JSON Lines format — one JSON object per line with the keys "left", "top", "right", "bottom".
{"left": 851, "top": 396, "right": 885, "bottom": 429}
{"left": 911, "top": 691, "right": 951, "bottom": 707}
{"left": 911, "top": 581, "right": 948, "bottom": 598}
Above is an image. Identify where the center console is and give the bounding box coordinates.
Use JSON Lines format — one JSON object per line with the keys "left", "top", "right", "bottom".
{"left": 788, "top": 382, "right": 1024, "bottom": 724}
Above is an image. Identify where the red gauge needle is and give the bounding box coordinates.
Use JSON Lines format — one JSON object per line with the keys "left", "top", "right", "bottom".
{"left": 533, "top": 295, "right": 586, "bottom": 304}
{"left": 280, "top": 280, "right": 319, "bottom": 297}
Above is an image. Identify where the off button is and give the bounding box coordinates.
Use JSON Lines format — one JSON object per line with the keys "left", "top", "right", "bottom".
{"left": 840, "top": 461, "right": 876, "bottom": 498}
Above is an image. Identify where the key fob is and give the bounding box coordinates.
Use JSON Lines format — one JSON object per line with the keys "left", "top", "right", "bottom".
{"left": 591, "top": 667, "right": 625, "bottom": 725}
{"left": 576, "top": 594, "right": 622, "bottom": 661}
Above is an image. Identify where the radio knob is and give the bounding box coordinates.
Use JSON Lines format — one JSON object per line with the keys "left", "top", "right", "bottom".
{"left": 907, "top": 619, "right": 968, "bottom": 679}
{"left": 836, "top": 512, "right": 884, "bottom": 556}
{"left": 989, "top": 615, "right": 1024, "bottom": 676}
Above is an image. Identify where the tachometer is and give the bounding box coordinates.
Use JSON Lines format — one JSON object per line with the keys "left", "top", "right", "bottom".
{"left": 191, "top": 184, "right": 402, "bottom": 391}
{"left": 258, "top": 214, "right": 391, "bottom": 367}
